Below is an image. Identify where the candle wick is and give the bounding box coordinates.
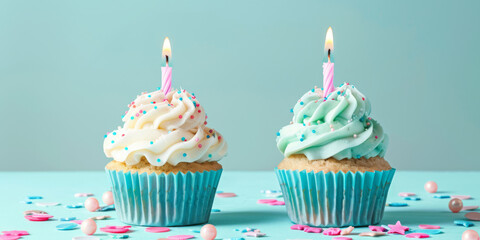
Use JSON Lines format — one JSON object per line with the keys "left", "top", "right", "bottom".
{"left": 165, "top": 55, "right": 169, "bottom": 65}
{"left": 328, "top": 49, "right": 331, "bottom": 62}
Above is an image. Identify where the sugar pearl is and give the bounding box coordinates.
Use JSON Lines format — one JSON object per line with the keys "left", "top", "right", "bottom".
{"left": 200, "top": 224, "right": 217, "bottom": 240}
{"left": 424, "top": 181, "right": 438, "bottom": 193}
{"left": 81, "top": 218, "right": 97, "bottom": 235}
{"left": 102, "top": 191, "right": 114, "bottom": 205}
{"left": 85, "top": 197, "right": 100, "bottom": 212}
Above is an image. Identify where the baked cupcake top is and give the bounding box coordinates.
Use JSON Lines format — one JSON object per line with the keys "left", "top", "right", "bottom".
{"left": 276, "top": 83, "right": 388, "bottom": 160}
{"left": 103, "top": 89, "right": 227, "bottom": 166}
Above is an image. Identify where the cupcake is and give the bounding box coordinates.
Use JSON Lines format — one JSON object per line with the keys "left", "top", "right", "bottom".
{"left": 275, "top": 83, "right": 395, "bottom": 227}
{"left": 103, "top": 89, "right": 227, "bottom": 226}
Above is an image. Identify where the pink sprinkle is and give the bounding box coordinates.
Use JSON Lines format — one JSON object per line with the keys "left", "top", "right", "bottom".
{"left": 1, "top": 231, "right": 29, "bottom": 236}
{"left": 406, "top": 233, "right": 430, "bottom": 238}
{"left": 333, "top": 237, "right": 352, "bottom": 240}
{"left": 268, "top": 201, "right": 285, "bottom": 206}
{"left": 100, "top": 225, "right": 131, "bottom": 234}
{"left": 290, "top": 225, "right": 309, "bottom": 230}
{"left": 198, "top": 144, "right": 202, "bottom": 148}
{"left": 462, "top": 205, "right": 479, "bottom": 211}
{"left": 167, "top": 235, "right": 194, "bottom": 240}
{"left": 369, "top": 226, "right": 387, "bottom": 232}
{"left": 375, "top": 135, "right": 378, "bottom": 139}
{"left": 135, "top": 113, "right": 139, "bottom": 117}
{"left": 0, "top": 235, "right": 20, "bottom": 240}
{"left": 323, "top": 228, "right": 341, "bottom": 236}
{"left": 198, "top": 110, "right": 201, "bottom": 113}
{"left": 195, "top": 138, "right": 199, "bottom": 142}
{"left": 399, "top": 192, "right": 416, "bottom": 197}
{"left": 257, "top": 199, "right": 277, "bottom": 204}
{"left": 209, "top": 129, "right": 213, "bottom": 133}
{"left": 418, "top": 224, "right": 441, "bottom": 229}
{"left": 204, "top": 121, "right": 207, "bottom": 125}
{"left": 451, "top": 195, "right": 471, "bottom": 200}
{"left": 218, "top": 136, "right": 222, "bottom": 140}
{"left": 304, "top": 227, "right": 322, "bottom": 233}
{"left": 216, "top": 193, "right": 237, "bottom": 198}
{"left": 190, "top": 115, "right": 194, "bottom": 119}
{"left": 145, "top": 227, "right": 170, "bottom": 233}
{"left": 178, "top": 115, "right": 183, "bottom": 119}
{"left": 71, "top": 220, "right": 83, "bottom": 224}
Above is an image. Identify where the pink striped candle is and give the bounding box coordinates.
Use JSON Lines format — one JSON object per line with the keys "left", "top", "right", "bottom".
{"left": 322, "top": 27, "right": 335, "bottom": 98}
{"left": 161, "top": 37, "right": 172, "bottom": 95}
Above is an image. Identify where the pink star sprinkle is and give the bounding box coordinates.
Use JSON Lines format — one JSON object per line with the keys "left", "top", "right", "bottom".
{"left": 418, "top": 224, "right": 441, "bottom": 229}
{"left": 323, "top": 228, "right": 341, "bottom": 236}
{"left": 369, "top": 226, "right": 387, "bottom": 232}
{"left": 388, "top": 221, "right": 409, "bottom": 235}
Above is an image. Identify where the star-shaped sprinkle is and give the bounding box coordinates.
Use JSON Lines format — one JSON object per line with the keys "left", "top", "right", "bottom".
{"left": 388, "top": 221, "right": 409, "bottom": 235}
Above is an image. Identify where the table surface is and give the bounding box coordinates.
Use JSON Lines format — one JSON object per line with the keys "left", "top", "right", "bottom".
{"left": 0, "top": 171, "right": 479, "bottom": 240}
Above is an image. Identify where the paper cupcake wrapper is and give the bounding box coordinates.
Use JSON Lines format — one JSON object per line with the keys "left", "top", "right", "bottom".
{"left": 275, "top": 168, "right": 395, "bottom": 227}
{"left": 106, "top": 168, "right": 222, "bottom": 227}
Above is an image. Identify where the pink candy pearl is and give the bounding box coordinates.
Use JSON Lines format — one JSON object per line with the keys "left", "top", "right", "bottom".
{"left": 200, "top": 224, "right": 217, "bottom": 240}
{"left": 449, "top": 198, "right": 464, "bottom": 213}
{"left": 424, "top": 181, "right": 438, "bottom": 193}
{"left": 85, "top": 197, "right": 100, "bottom": 212}
{"left": 81, "top": 218, "right": 97, "bottom": 235}
{"left": 102, "top": 191, "right": 114, "bottom": 205}
{"left": 462, "top": 230, "right": 480, "bottom": 240}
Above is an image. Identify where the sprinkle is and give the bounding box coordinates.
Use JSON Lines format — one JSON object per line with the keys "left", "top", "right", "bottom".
{"left": 145, "top": 227, "right": 170, "bottom": 233}
{"left": 216, "top": 193, "right": 237, "bottom": 198}
{"left": 418, "top": 224, "right": 441, "bottom": 229}
{"left": 183, "top": 153, "right": 187, "bottom": 157}
{"left": 130, "top": 116, "right": 134, "bottom": 120}
{"left": 388, "top": 221, "right": 409, "bottom": 235}
{"left": 135, "top": 113, "right": 139, "bottom": 117}
{"left": 353, "top": 134, "right": 357, "bottom": 138}
{"left": 312, "top": 130, "right": 316, "bottom": 133}
{"left": 111, "top": 140, "right": 115, "bottom": 144}
{"left": 300, "top": 138, "right": 304, "bottom": 142}
{"left": 179, "top": 115, "right": 183, "bottom": 119}
{"left": 211, "top": 209, "right": 221, "bottom": 212}
{"left": 375, "top": 135, "right": 378, "bottom": 139}
{"left": 290, "top": 108, "right": 293, "bottom": 113}
{"left": 405, "top": 233, "right": 430, "bottom": 238}
{"left": 300, "top": 101, "right": 304, "bottom": 105}
{"left": 291, "top": 225, "right": 309, "bottom": 230}
{"left": 190, "top": 115, "right": 194, "bottom": 119}
{"left": 276, "top": 132, "right": 280, "bottom": 136}
{"left": 181, "top": 137, "right": 186, "bottom": 141}
{"left": 150, "top": 141, "right": 153, "bottom": 144}
{"left": 404, "top": 197, "right": 421, "bottom": 201}
{"left": 104, "top": 135, "right": 107, "bottom": 138}
{"left": 387, "top": 202, "right": 408, "bottom": 207}
{"left": 124, "top": 147, "right": 128, "bottom": 151}
{"left": 179, "top": 97, "right": 183, "bottom": 101}
{"left": 154, "top": 106, "right": 158, "bottom": 109}
{"left": 157, "top": 159, "right": 161, "bottom": 162}
{"left": 198, "top": 110, "right": 201, "bottom": 113}
{"left": 399, "top": 192, "right": 416, "bottom": 197}
{"left": 198, "top": 144, "right": 202, "bottom": 148}
{"left": 143, "top": 111, "right": 146, "bottom": 114}
{"left": 208, "top": 154, "right": 212, "bottom": 158}
{"left": 362, "top": 97, "right": 365, "bottom": 101}
{"left": 112, "top": 132, "right": 117, "bottom": 136}
{"left": 454, "top": 220, "right": 474, "bottom": 227}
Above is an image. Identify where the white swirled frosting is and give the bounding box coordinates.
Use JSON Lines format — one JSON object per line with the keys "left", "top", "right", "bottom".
{"left": 103, "top": 89, "right": 227, "bottom": 166}
{"left": 276, "top": 83, "right": 388, "bottom": 160}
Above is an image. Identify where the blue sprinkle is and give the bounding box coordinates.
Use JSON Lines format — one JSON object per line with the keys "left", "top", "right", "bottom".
{"left": 111, "top": 140, "right": 115, "bottom": 144}
{"left": 216, "top": 191, "right": 224, "bottom": 193}
{"left": 211, "top": 209, "right": 221, "bottom": 212}
{"left": 312, "top": 130, "right": 316, "bottom": 133}
{"left": 150, "top": 141, "right": 154, "bottom": 144}
{"left": 27, "top": 196, "right": 43, "bottom": 200}
{"left": 301, "top": 134, "right": 305, "bottom": 138}
{"left": 276, "top": 132, "right": 280, "bottom": 136}
{"left": 181, "top": 137, "right": 186, "bottom": 141}
{"left": 189, "top": 229, "right": 201, "bottom": 233}
{"left": 300, "top": 138, "right": 304, "bottom": 142}
{"left": 97, "top": 205, "right": 115, "bottom": 211}
{"left": 121, "top": 115, "right": 125, "bottom": 118}
{"left": 303, "top": 114, "right": 307, "bottom": 118}
{"left": 183, "top": 153, "right": 187, "bottom": 157}
{"left": 130, "top": 116, "right": 134, "bottom": 120}
{"left": 65, "top": 204, "right": 83, "bottom": 209}
{"left": 147, "top": 95, "right": 151, "bottom": 98}
{"left": 60, "top": 217, "right": 77, "bottom": 221}
{"left": 404, "top": 197, "right": 421, "bottom": 201}
{"left": 154, "top": 106, "right": 158, "bottom": 109}
{"left": 433, "top": 194, "right": 450, "bottom": 199}
{"left": 177, "top": 91, "right": 181, "bottom": 94}
{"left": 110, "top": 235, "right": 129, "bottom": 239}
{"left": 356, "top": 155, "right": 361, "bottom": 158}
{"left": 157, "top": 159, "right": 161, "bottom": 162}
{"left": 337, "top": 91, "right": 340, "bottom": 94}
{"left": 411, "top": 229, "right": 443, "bottom": 235}
{"left": 454, "top": 220, "right": 474, "bottom": 227}
{"left": 300, "top": 101, "right": 304, "bottom": 105}
{"left": 157, "top": 87, "right": 161, "bottom": 90}
{"left": 387, "top": 202, "right": 408, "bottom": 207}
{"left": 22, "top": 201, "right": 32, "bottom": 204}
{"left": 290, "top": 108, "right": 293, "bottom": 113}
{"left": 302, "top": 123, "right": 306, "bottom": 126}
{"left": 56, "top": 223, "right": 78, "bottom": 231}
{"left": 311, "top": 89, "right": 315, "bottom": 92}
{"left": 179, "top": 97, "right": 183, "bottom": 101}
{"left": 104, "top": 135, "right": 107, "bottom": 138}
{"left": 207, "top": 135, "right": 210, "bottom": 138}
{"left": 143, "top": 111, "right": 146, "bottom": 114}
{"left": 113, "top": 132, "right": 117, "bottom": 136}
{"left": 208, "top": 154, "right": 212, "bottom": 158}
{"left": 124, "top": 147, "right": 128, "bottom": 151}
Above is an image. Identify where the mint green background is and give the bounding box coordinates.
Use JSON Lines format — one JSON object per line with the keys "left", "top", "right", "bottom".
{"left": 1, "top": 0, "right": 479, "bottom": 171}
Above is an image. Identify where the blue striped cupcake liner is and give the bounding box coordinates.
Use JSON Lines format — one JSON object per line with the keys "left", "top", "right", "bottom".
{"left": 275, "top": 168, "right": 395, "bottom": 227}
{"left": 106, "top": 168, "right": 222, "bottom": 226}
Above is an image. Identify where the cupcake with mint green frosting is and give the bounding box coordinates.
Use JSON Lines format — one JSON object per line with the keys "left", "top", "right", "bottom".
{"left": 275, "top": 83, "right": 395, "bottom": 227}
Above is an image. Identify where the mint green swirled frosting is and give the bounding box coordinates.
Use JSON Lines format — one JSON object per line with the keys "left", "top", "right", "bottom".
{"left": 276, "top": 83, "right": 388, "bottom": 160}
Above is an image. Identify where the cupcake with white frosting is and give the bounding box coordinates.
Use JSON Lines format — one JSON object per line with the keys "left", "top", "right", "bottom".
{"left": 275, "top": 83, "right": 395, "bottom": 227}
{"left": 104, "top": 88, "right": 227, "bottom": 226}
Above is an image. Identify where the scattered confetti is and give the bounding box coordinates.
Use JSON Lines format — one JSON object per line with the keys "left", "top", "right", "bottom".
{"left": 1, "top": 231, "right": 29, "bottom": 236}
{"left": 100, "top": 226, "right": 131, "bottom": 234}
{"left": 411, "top": 229, "right": 443, "bottom": 235}
{"left": 333, "top": 237, "right": 352, "bottom": 240}
{"left": 36, "top": 202, "right": 60, "bottom": 207}
{"left": 145, "top": 227, "right": 170, "bottom": 233}
{"left": 24, "top": 214, "right": 53, "bottom": 221}
{"left": 90, "top": 215, "right": 110, "bottom": 220}
{"left": 399, "top": 192, "right": 416, "bottom": 197}
{"left": 97, "top": 205, "right": 115, "bottom": 211}
{"left": 21, "top": 201, "right": 32, "bottom": 204}
{"left": 290, "top": 225, "right": 308, "bottom": 230}
{"left": 26, "top": 196, "right": 43, "bottom": 200}
{"left": 405, "top": 197, "right": 421, "bottom": 201}
{"left": 465, "top": 212, "right": 480, "bottom": 221}
{"left": 369, "top": 226, "right": 387, "bottom": 232}
{"left": 257, "top": 199, "right": 277, "bottom": 204}
{"left": 433, "top": 195, "right": 450, "bottom": 199}
{"left": 109, "top": 235, "right": 129, "bottom": 239}
{"left": 60, "top": 217, "right": 77, "bottom": 221}
{"left": 452, "top": 195, "right": 471, "bottom": 200}
{"left": 463, "top": 206, "right": 479, "bottom": 211}
{"left": 167, "top": 235, "right": 195, "bottom": 239}
{"left": 66, "top": 204, "right": 83, "bottom": 209}
{"left": 454, "top": 220, "right": 474, "bottom": 227}
{"left": 303, "top": 227, "right": 322, "bottom": 233}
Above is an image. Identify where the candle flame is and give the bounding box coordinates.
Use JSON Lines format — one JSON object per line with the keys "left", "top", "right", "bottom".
{"left": 324, "top": 27, "right": 333, "bottom": 61}
{"left": 162, "top": 37, "right": 172, "bottom": 63}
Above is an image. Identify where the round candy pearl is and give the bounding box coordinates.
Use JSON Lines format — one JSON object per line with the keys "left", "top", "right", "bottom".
{"left": 462, "top": 230, "right": 480, "bottom": 240}
{"left": 200, "top": 224, "right": 217, "bottom": 240}
{"left": 102, "top": 191, "right": 114, "bottom": 205}
{"left": 84, "top": 197, "right": 100, "bottom": 212}
{"left": 449, "top": 198, "right": 464, "bottom": 213}
{"left": 424, "top": 181, "right": 438, "bottom": 193}
{"left": 81, "top": 218, "right": 97, "bottom": 235}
